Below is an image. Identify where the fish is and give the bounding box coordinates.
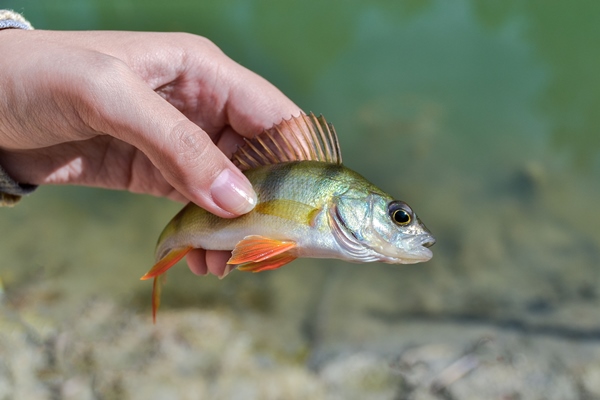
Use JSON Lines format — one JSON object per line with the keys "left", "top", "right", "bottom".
{"left": 141, "top": 113, "right": 435, "bottom": 322}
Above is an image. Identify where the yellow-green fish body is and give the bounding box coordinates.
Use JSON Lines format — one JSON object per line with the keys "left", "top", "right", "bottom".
{"left": 157, "top": 161, "right": 433, "bottom": 265}
{"left": 142, "top": 113, "right": 435, "bottom": 321}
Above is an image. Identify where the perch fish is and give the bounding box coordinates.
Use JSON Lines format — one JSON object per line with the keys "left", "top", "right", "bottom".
{"left": 142, "top": 113, "right": 435, "bottom": 321}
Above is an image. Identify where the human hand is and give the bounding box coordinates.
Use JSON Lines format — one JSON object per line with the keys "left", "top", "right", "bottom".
{"left": 0, "top": 29, "right": 302, "bottom": 276}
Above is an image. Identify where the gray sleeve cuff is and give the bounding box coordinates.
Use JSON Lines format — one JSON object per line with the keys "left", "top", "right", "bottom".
{"left": 0, "top": 10, "right": 36, "bottom": 206}
{"left": 0, "top": 10, "right": 33, "bottom": 30}
{"left": 0, "top": 19, "right": 32, "bottom": 30}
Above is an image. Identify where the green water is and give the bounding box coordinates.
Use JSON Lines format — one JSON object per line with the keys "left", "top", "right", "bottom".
{"left": 2, "top": 0, "right": 600, "bottom": 398}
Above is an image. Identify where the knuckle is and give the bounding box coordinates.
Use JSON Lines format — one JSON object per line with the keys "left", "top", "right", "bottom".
{"left": 178, "top": 32, "right": 222, "bottom": 53}
{"left": 173, "top": 122, "right": 207, "bottom": 157}
{"left": 170, "top": 121, "right": 216, "bottom": 174}
{"left": 68, "top": 53, "right": 134, "bottom": 125}
{"left": 77, "top": 53, "right": 130, "bottom": 93}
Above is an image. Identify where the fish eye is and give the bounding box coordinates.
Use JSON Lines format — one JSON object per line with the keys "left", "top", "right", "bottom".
{"left": 388, "top": 201, "right": 412, "bottom": 226}
{"left": 392, "top": 209, "right": 411, "bottom": 225}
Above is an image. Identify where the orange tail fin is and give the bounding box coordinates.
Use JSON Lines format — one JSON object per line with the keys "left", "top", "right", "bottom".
{"left": 141, "top": 246, "right": 192, "bottom": 323}
{"left": 151, "top": 276, "right": 162, "bottom": 324}
{"left": 141, "top": 247, "right": 192, "bottom": 280}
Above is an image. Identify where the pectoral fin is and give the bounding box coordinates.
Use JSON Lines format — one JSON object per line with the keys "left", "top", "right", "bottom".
{"left": 227, "top": 235, "right": 297, "bottom": 272}
{"left": 255, "top": 199, "right": 320, "bottom": 226}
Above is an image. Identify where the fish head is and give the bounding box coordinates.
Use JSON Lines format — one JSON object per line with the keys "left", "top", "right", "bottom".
{"left": 331, "top": 190, "right": 435, "bottom": 264}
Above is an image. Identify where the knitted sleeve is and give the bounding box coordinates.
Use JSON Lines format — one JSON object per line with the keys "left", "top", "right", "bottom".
{"left": 0, "top": 9, "right": 36, "bottom": 206}
{"left": 0, "top": 10, "right": 34, "bottom": 30}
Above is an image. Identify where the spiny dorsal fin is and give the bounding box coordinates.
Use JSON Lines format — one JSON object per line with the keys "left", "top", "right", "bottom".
{"left": 233, "top": 113, "right": 342, "bottom": 171}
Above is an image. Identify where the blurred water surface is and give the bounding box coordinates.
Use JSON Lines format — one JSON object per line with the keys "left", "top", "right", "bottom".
{"left": 2, "top": 0, "right": 600, "bottom": 398}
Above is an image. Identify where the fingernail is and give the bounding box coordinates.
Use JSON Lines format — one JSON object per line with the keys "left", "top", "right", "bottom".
{"left": 210, "top": 169, "right": 257, "bottom": 215}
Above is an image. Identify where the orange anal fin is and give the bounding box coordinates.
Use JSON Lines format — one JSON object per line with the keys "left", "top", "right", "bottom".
{"left": 236, "top": 252, "right": 297, "bottom": 273}
{"left": 140, "top": 246, "right": 193, "bottom": 280}
{"left": 228, "top": 235, "right": 296, "bottom": 265}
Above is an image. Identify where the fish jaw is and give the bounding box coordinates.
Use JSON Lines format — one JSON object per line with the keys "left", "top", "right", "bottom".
{"left": 328, "top": 207, "right": 433, "bottom": 264}
{"left": 368, "top": 227, "right": 436, "bottom": 264}
{"left": 329, "top": 191, "right": 436, "bottom": 265}
{"left": 378, "top": 241, "right": 434, "bottom": 264}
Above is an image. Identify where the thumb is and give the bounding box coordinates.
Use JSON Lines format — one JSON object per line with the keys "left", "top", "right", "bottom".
{"left": 149, "top": 118, "right": 258, "bottom": 218}
{"left": 89, "top": 72, "right": 256, "bottom": 218}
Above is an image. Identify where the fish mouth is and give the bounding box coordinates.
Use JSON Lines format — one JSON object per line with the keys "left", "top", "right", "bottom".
{"left": 409, "top": 234, "right": 436, "bottom": 262}
{"left": 381, "top": 234, "right": 435, "bottom": 264}
{"left": 422, "top": 237, "right": 436, "bottom": 248}
{"left": 397, "top": 246, "right": 433, "bottom": 263}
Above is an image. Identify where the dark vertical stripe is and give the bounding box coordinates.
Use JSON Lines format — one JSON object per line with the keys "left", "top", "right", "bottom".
{"left": 311, "top": 163, "right": 345, "bottom": 202}
{"left": 249, "top": 161, "right": 348, "bottom": 205}
{"left": 317, "top": 163, "right": 343, "bottom": 188}
{"left": 253, "top": 162, "right": 297, "bottom": 202}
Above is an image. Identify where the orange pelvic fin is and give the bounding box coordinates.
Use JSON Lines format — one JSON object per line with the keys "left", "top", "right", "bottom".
{"left": 140, "top": 246, "right": 193, "bottom": 281}
{"left": 236, "top": 252, "right": 297, "bottom": 273}
{"left": 227, "top": 235, "right": 296, "bottom": 265}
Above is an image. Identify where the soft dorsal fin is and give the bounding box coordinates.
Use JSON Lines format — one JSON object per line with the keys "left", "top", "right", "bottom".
{"left": 232, "top": 113, "right": 342, "bottom": 171}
